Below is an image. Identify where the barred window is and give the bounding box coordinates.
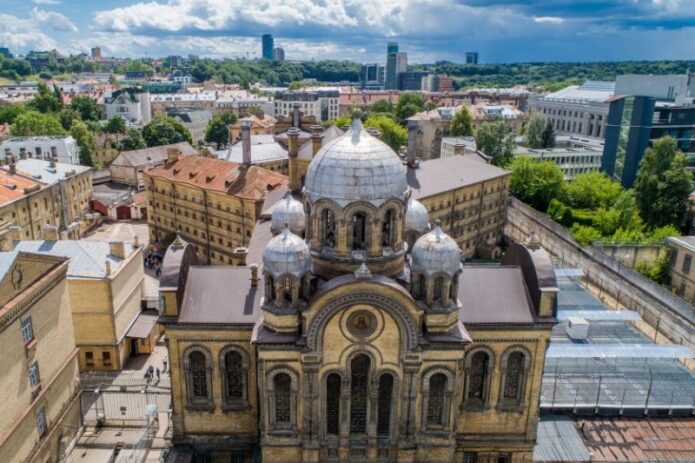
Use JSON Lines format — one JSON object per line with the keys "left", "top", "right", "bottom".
{"left": 274, "top": 373, "right": 292, "bottom": 424}
{"left": 190, "top": 351, "right": 208, "bottom": 398}
{"left": 350, "top": 354, "right": 370, "bottom": 433}
{"left": 467, "top": 351, "right": 489, "bottom": 401}
{"left": 377, "top": 373, "right": 394, "bottom": 436}
{"left": 326, "top": 374, "right": 341, "bottom": 435}
{"left": 224, "top": 351, "right": 243, "bottom": 399}
{"left": 503, "top": 352, "right": 525, "bottom": 401}
{"left": 427, "top": 373, "right": 447, "bottom": 425}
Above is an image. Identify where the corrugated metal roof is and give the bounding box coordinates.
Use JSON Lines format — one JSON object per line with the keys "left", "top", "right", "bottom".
{"left": 556, "top": 310, "right": 641, "bottom": 321}
{"left": 534, "top": 416, "right": 591, "bottom": 462}
{"left": 12, "top": 240, "right": 136, "bottom": 279}
{"left": 546, "top": 343, "right": 695, "bottom": 359}
{"left": 8, "top": 159, "right": 90, "bottom": 184}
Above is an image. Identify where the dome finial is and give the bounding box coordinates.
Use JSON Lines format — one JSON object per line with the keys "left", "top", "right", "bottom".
{"left": 352, "top": 108, "right": 363, "bottom": 120}
{"left": 350, "top": 110, "right": 364, "bottom": 143}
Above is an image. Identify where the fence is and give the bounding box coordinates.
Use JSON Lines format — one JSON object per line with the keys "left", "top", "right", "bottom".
{"left": 81, "top": 389, "right": 171, "bottom": 428}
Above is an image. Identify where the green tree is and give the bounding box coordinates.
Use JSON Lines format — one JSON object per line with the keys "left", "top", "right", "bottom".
{"left": 564, "top": 171, "right": 622, "bottom": 209}
{"left": 205, "top": 116, "right": 230, "bottom": 149}
{"left": 509, "top": 156, "right": 565, "bottom": 211}
{"left": 10, "top": 111, "right": 65, "bottom": 136}
{"left": 115, "top": 129, "right": 147, "bottom": 151}
{"left": 525, "top": 113, "right": 546, "bottom": 148}
{"left": 475, "top": 120, "right": 516, "bottom": 166}
{"left": 218, "top": 112, "right": 237, "bottom": 125}
{"left": 141, "top": 116, "right": 192, "bottom": 147}
{"left": 0, "top": 104, "right": 26, "bottom": 124}
{"left": 58, "top": 107, "right": 81, "bottom": 131}
{"left": 26, "top": 82, "right": 63, "bottom": 113}
{"left": 541, "top": 119, "right": 556, "bottom": 148}
{"left": 571, "top": 224, "right": 602, "bottom": 246}
{"left": 70, "top": 120, "right": 97, "bottom": 166}
{"left": 103, "top": 116, "right": 126, "bottom": 134}
{"left": 635, "top": 136, "right": 692, "bottom": 229}
{"left": 333, "top": 115, "right": 352, "bottom": 128}
{"left": 370, "top": 99, "right": 393, "bottom": 115}
{"left": 449, "top": 106, "right": 474, "bottom": 137}
{"left": 364, "top": 115, "right": 407, "bottom": 152}
{"left": 635, "top": 254, "right": 671, "bottom": 285}
{"left": 395, "top": 93, "right": 424, "bottom": 125}
{"left": 70, "top": 95, "right": 101, "bottom": 121}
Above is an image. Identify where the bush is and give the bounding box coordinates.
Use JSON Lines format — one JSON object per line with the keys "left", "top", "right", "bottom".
{"left": 635, "top": 254, "right": 671, "bottom": 285}
{"left": 570, "top": 224, "right": 602, "bottom": 246}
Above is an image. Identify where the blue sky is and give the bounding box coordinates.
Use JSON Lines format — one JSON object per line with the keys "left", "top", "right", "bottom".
{"left": 1, "top": 0, "right": 694, "bottom": 63}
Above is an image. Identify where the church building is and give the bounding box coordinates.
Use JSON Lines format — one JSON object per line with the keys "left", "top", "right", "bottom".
{"left": 159, "top": 115, "right": 558, "bottom": 463}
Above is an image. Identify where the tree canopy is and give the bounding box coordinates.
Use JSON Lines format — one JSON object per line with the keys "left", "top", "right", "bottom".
{"left": 142, "top": 116, "right": 192, "bottom": 147}
{"left": 70, "top": 120, "right": 97, "bottom": 166}
{"left": 449, "top": 107, "right": 474, "bottom": 137}
{"left": 205, "top": 115, "right": 230, "bottom": 149}
{"left": 364, "top": 115, "right": 407, "bottom": 152}
{"left": 525, "top": 113, "right": 546, "bottom": 148}
{"left": 509, "top": 156, "right": 565, "bottom": 211}
{"left": 70, "top": 96, "right": 102, "bottom": 122}
{"left": 564, "top": 171, "right": 622, "bottom": 209}
{"left": 103, "top": 116, "right": 127, "bottom": 134}
{"left": 10, "top": 111, "right": 65, "bottom": 136}
{"left": 475, "top": 120, "right": 516, "bottom": 166}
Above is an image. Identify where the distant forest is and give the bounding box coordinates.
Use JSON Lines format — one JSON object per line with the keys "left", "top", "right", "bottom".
{"left": 1, "top": 52, "right": 694, "bottom": 90}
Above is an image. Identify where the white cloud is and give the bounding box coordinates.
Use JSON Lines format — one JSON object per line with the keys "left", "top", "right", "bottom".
{"left": 533, "top": 16, "right": 565, "bottom": 24}
{"left": 32, "top": 8, "right": 78, "bottom": 32}
{"left": 32, "top": 0, "right": 61, "bottom": 4}
{"left": 0, "top": 13, "right": 59, "bottom": 52}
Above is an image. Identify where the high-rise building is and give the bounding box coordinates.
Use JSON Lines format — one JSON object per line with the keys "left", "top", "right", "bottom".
{"left": 273, "top": 47, "right": 285, "bottom": 62}
{"left": 262, "top": 34, "right": 274, "bottom": 60}
{"left": 397, "top": 71, "right": 428, "bottom": 91}
{"left": 466, "top": 52, "right": 479, "bottom": 65}
{"left": 385, "top": 42, "right": 407, "bottom": 90}
{"left": 90, "top": 47, "right": 101, "bottom": 59}
{"left": 361, "top": 63, "right": 385, "bottom": 90}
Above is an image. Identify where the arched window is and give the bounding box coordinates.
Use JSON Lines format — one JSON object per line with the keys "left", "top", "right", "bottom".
{"left": 322, "top": 209, "right": 335, "bottom": 248}
{"left": 466, "top": 351, "right": 490, "bottom": 404}
{"left": 449, "top": 276, "right": 458, "bottom": 301}
{"left": 350, "top": 354, "right": 371, "bottom": 433}
{"left": 377, "top": 373, "right": 394, "bottom": 436}
{"left": 265, "top": 275, "right": 275, "bottom": 301}
{"left": 326, "top": 374, "right": 341, "bottom": 436}
{"left": 416, "top": 274, "right": 427, "bottom": 299}
{"left": 282, "top": 276, "right": 293, "bottom": 304}
{"left": 382, "top": 209, "right": 396, "bottom": 247}
{"left": 351, "top": 212, "right": 367, "bottom": 250}
{"left": 190, "top": 351, "right": 208, "bottom": 397}
{"left": 220, "top": 346, "right": 248, "bottom": 409}
{"left": 426, "top": 373, "right": 447, "bottom": 426}
{"left": 274, "top": 373, "right": 292, "bottom": 426}
{"left": 433, "top": 276, "right": 444, "bottom": 302}
{"left": 503, "top": 351, "right": 526, "bottom": 403}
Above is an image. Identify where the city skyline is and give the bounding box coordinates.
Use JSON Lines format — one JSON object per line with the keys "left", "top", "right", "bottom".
{"left": 0, "top": 0, "right": 693, "bottom": 63}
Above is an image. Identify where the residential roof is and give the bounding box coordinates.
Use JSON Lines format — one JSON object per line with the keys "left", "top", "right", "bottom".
{"left": 126, "top": 313, "right": 158, "bottom": 339}
{"left": 220, "top": 136, "right": 288, "bottom": 164}
{"left": 178, "top": 266, "right": 262, "bottom": 325}
{"left": 666, "top": 236, "right": 695, "bottom": 252}
{"left": 145, "top": 155, "right": 288, "bottom": 201}
{"left": 0, "top": 169, "right": 46, "bottom": 204}
{"left": 111, "top": 142, "right": 198, "bottom": 168}
{"left": 91, "top": 182, "right": 134, "bottom": 207}
{"left": 3, "top": 159, "right": 91, "bottom": 184}
{"left": 457, "top": 266, "right": 535, "bottom": 325}
{"left": 168, "top": 109, "right": 212, "bottom": 124}
{"left": 406, "top": 155, "right": 509, "bottom": 200}
{"left": 12, "top": 240, "right": 137, "bottom": 279}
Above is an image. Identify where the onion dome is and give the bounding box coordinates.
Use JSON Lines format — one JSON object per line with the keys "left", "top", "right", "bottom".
{"left": 271, "top": 194, "right": 305, "bottom": 235}
{"left": 411, "top": 221, "right": 462, "bottom": 276}
{"left": 405, "top": 198, "right": 430, "bottom": 233}
{"left": 262, "top": 225, "right": 311, "bottom": 278}
{"left": 304, "top": 113, "right": 408, "bottom": 206}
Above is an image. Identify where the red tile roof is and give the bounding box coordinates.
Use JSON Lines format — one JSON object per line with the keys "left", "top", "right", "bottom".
{"left": 0, "top": 169, "right": 45, "bottom": 204}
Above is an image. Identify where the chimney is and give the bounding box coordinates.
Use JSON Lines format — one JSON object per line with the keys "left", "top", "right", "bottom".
{"left": 4, "top": 148, "right": 11, "bottom": 160}
{"left": 366, "top": 128, "right": 381, "bottom": 140}
{"left": 8, "top": 155, "right": 16, "bottom": 174}
{"left": 19, "top": 147, "right": 26, "bottom": 160}
{"left": 241, "top": 119, "right": 252, "bottom": 166}
{"left": 49, "top": 155, "right": 56, "bottom": 168}
{"left": 310, "top": 124, "right": 323, "bottom": 134}
{"left": 292, "top": 103, "right": 301, "bottom": 128}
{"left": 109, "top": 241, "right": 126, "bottom": 259}
{"left": 134, "top": 235, "right": 140, "bottom": 247}
{"left": 311, "top": 131, "right": 324, "bottom": 157}
{"left": 257, "top": 110, "right": 264, "bottom": 120}
{"left": 454, "top": 143, "right": 466, "bottom": 156}
{"left": 250, "top": 263, "right": 258, "bottom": 287}
{"left": 287, "top": 127, "right": 300, "bottom": 158}
{"left": 50, "top": 146, "right": 57, "bottom": 159}
{"left": 166, "top": 147, "right": 181, "bottom": 164}
{"left": 105, "top": 260, "right": 112, "bottom": 277}
{"left": 42, "top": 224, "right": 60, "bottom": 241}
{"left": 340, "top": 125, "right": 350, "bottom": 131}
{"left": 406, "top": 120, "right": 419, "bottom": 167}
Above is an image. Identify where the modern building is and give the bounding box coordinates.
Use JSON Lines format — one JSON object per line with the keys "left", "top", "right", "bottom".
{"left": 170, "top": 70, "right": 192, "bottom": 86}
{"left": 1, "top": 136, "right": 80, "bottom": 165}
{"left": 90, "top": 46, "right": 101, "bottom": 59}
{"left": 528, "top": 81, "right": 614, "bottom": 138}
{"left": 215, "top": 95, "right": 274, "bottom": 117}
{"left": 361, "top": 63, "right": 385, "bottom": 90}
{"left": 466, "top": 52, "right": 479, "bottom": 64}
{"left": 272, "top": 47, "right": 285, "bottom": 62}
{"left": 109, "top": 142, "right": 198, "bottom": 189}
{"left": 144, "top": 150, "right": 288, "bottom": 265}
{"left": 397, "top": 71, "right": 428, "bottom": 91}
{"left": 166, "top": 108, "right": 213, "bottom": 145}
{"left": 104, "top": 88, "right": 152, "bottom": 125}
{"left": 440, "top": 136, "right": 479, "bottom": 158}
{"left": 666, "top": 236, "right": 695, "bottom": 304}
{"left": 385, "top": 42, "right": 407, "bottom": 90}
{"left": 615, "top": 73, "right": 695, "bottom": 105}
{"left": 422, "top": 74, "right": 453, "bottom": 93}
{"left": 514, "top": 146, "right": 603, "bottom": 180}
{"left": 12, "top": 240, "right": 149, "bottom": 371}
{"left": 0, "top": 250, "right": 81, "bottom": 463}
{"left": 262, "top": 34, "right": 274, "bottom": 60}
{"left": 159, "top": 117, "right": 555, "bottom": 462}
{"left": 149, "top": 91, "right": 216, "bottom": 117}
{"left": 273, "top": 90, "right": 340, "bottom": 122}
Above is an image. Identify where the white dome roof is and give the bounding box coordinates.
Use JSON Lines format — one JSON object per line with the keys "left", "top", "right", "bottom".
{"left": 304, "top": 117, "right": 408, "bottom": 206}
{"left": 411, "top": 223, "right": 461, "bottom": 277}
{"left": 271, "top": 194, "right": 305, "bottom": 235}
{"left": 262, "top": 226, "right": 311, "bottom": 278}
{"left": 405, "top": 198, "right": 429, "bottom": 233}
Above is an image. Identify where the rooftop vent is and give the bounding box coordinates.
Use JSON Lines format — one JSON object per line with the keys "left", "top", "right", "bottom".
{"left": 566, "top": 316, "right": 589, "bottom": 341}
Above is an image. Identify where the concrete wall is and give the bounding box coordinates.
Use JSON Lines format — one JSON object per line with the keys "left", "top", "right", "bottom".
{"left": 506, "top": 198, "right": 695, "bottom": 355}
{"left": 591, "top": 244, "right": 664, "bottom": 268}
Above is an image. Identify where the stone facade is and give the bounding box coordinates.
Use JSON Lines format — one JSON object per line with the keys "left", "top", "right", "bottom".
{"left": 0, "top": 251, "right": 81, "bottom": 463}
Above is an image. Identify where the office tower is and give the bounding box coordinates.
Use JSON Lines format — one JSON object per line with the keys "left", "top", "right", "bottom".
{"left": 466, "top": 52, "right": 479, "bottom": 65}
{"left": 262, "top": 34, "right": 274, "bottom": 60}
{"left": 273, "top": 47, "right": 285, "bottom": 62}
{"left": 386, "top": 42, "right": 407, "bottom": 90}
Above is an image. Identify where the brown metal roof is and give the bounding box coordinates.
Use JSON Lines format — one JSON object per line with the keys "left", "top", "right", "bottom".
{"left": 458, "top": 265, "right": 535, "bottom": 325}
{"left": 178, "top": 266, "right": 262, "bottom": 325}
{"left": 126, "top": 313, "right": 158, "bottom": 339}
{"left": 407, "top": 155, "right": 509, "bottom": 200}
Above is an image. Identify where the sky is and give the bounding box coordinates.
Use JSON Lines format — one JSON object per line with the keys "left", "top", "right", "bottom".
{"left": 1, "top": 0, "right": 694, "bottom": 63}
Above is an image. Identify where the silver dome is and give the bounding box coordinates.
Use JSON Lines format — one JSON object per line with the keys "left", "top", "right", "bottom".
{"left": 262, "top": 226, "right": 311, "bottom": 278}
{"left": 405, "top": 198, "right": 430, "bottom": 233}
{"left": 411, "top": 223, "right": 461, "bottom": 276}
{"left": 271, "top": 194, "right": 305, "bottom": 235}
{"left": 304, "top": 117, "right": 408, "bottom": 207}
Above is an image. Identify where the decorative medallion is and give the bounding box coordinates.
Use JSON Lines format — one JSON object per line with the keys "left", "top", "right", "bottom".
{"left": 11, "top": 264, "right": 23, "bottom": 290}
{"left": 347, "top": 310, "right": 377, "bottom": 338}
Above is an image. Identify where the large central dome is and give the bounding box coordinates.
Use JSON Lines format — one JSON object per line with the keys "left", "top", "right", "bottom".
{"left": 304, "top": 117, "right": 408, "bottom": 206}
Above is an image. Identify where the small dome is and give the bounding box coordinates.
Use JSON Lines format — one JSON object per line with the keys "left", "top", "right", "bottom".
{"left": 262, "top": 226, "right": 311, "bottom": 278}
{"left": 304, "top": 117, "right": 408, "bottom": 206}
{"left": 271, "top": 194, "right": 305, "bottom": 235}
{"left": 405, "top": 198, "right": 429, "bottom": 233}
{"left": 411, "top": 222, "right": 461, "bottom": 276}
